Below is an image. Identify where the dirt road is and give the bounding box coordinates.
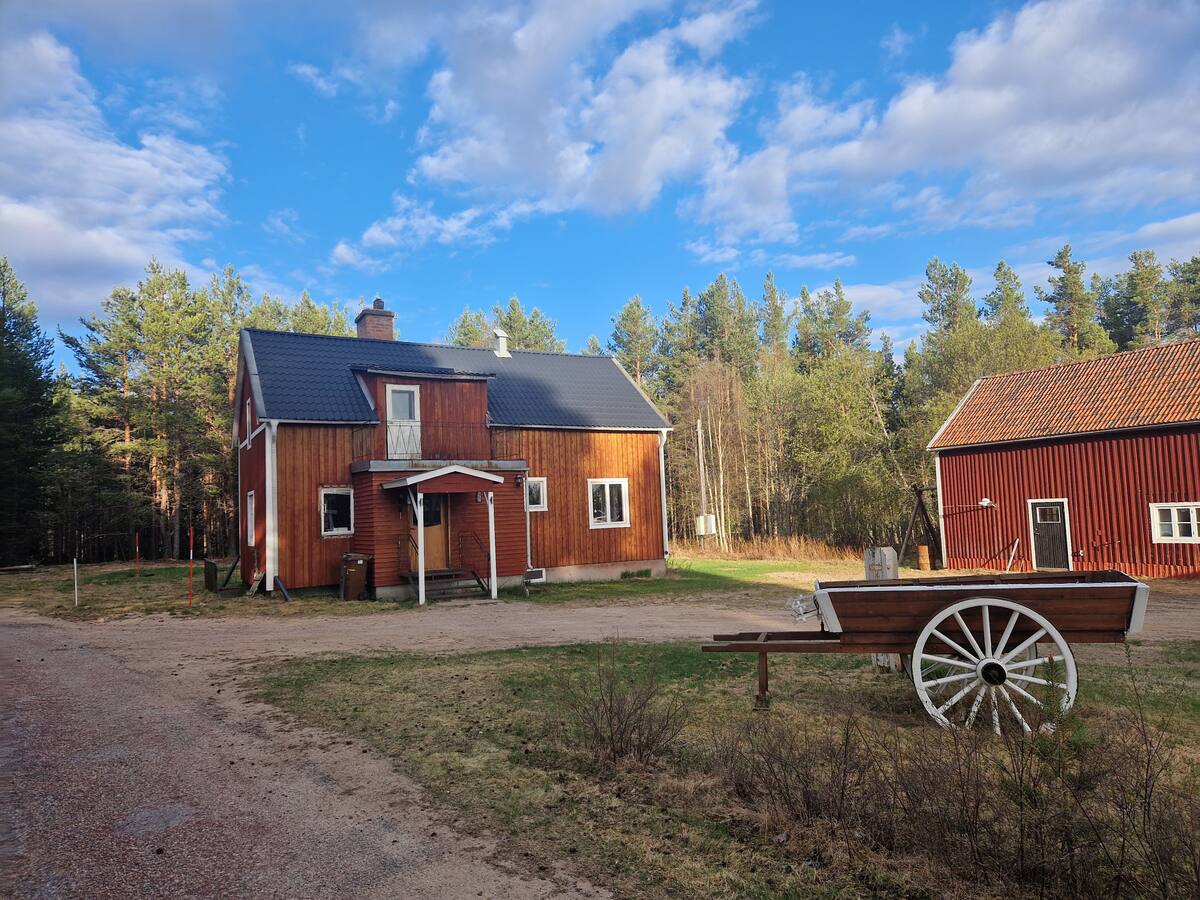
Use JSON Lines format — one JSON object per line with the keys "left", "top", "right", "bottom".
{"left": 1, "top": 601, "right": 793, "bottom": 899}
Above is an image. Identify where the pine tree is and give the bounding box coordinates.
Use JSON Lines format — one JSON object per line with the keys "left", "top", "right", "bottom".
{"left": 492, "top": 297, "right": 567, "bottom": 352}
{"left": 1125, "top": 250, "right": 1169, "bottom": 346}
{"left": 582, "top": 335, "right": 603, "bottom": 355}
{"left": 607, "top": 295, "right": 659, "bottom": 383}
{"left": 1035, "top": 245, "right": 1114, "bottom": 356}
{"left": 792, "top": 280, "right": 870, "bottom": 366}
{"left": 0, "top": 258, "right": 61, "bottom": 564}
{"left": 447, "top": 307, "right": 492, "bottom": 347}
{"left": 919, "top": 258, "right": 977, "bottom": 330}
{"left": 758, "top": 271, "right": 791, "bottom": 353}
{"left": 982, "top": 261, "right": 1028, "bottom": 324}
{"left": 1167, "top": 255, "right": 1200, "bottom": 339}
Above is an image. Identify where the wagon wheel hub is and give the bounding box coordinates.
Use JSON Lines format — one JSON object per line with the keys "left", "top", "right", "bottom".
{"left": 911, "top": 596, "right": 1078, "bottom": 737}
{"left": 978, "top": 660, "right": 1007, "bottom": 686}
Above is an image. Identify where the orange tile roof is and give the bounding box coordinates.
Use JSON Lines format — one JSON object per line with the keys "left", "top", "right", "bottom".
{"left": 928, "top": 338, "right": 1200, "bottom": 450}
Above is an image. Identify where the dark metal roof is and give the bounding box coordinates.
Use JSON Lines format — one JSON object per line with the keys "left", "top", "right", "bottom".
{"left": 241, "top": 328, "right": 670, "bottom": 429}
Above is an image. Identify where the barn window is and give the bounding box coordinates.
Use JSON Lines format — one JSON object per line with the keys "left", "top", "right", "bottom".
{"left": 526, "top": 477, "right": 547, "bottom": 512}
{"left": 246, "top": 491, "right": 255, "bottom": 546}
{"left": 320, "top": 487, "right": 354, "bottom": 536}
{"left": 1036, "top": 506, "right": 1061, "bottom": 524}
{"left": 588, "top": 478, "right": 629, "bottom": 529}
{"left": 1150, "top": 503, "right": 1200, "bottom": 544}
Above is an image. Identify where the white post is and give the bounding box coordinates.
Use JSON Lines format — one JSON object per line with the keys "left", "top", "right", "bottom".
{"left": 486, "top": 491, "right": 497, "bottom": 600}
{"left": 73, "top": 558, "right": 79, "bottom": 608}
{"left": 416, "top": 491, "right": 426, "bottom": 605}
{"left": 865, "top": 547, "right": 901, "bottom": 673}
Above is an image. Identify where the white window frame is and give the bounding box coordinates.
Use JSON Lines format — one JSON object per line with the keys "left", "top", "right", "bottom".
{"left": 588, "top": 478, "right": 630, "bottom": 529}
{"left": 525, "top": 476, "right": 548, "bottom": 512}
{"left": 246, "top": 490, "right": 256, "bottom": 546}
{"left": 320, "top": 486, "right": 355, "bottom": 537}
{"left": 1149, "top": 502, "right": 1200, "bottom": 544}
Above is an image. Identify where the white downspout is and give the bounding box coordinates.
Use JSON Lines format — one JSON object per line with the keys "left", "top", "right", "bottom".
{"left": 934, "top": 451, "right": 947, "bottom": 570}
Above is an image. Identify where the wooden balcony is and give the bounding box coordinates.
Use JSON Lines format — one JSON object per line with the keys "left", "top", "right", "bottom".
{"left": 352, "top": 421, "right": 496, "bottom": 463}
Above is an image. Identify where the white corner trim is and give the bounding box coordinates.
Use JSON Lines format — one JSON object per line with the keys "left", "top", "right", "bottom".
{"left": 934, "top": 452, "right": 947, "bottom": 569}
{"left": 265, "top": 421, "right": 279, "bottom": 591}
{"left": 926, "top": 377, "right": 981, "bottom": 450}
{"left": 381, "top": 464, "right": 504, "bottom": 490}
{"left": 658, "top": 429, "right": 670, "bottom": 558}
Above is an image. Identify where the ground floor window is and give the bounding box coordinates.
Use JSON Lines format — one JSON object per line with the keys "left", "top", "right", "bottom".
{"left": 246, "top": 490, "right": 255, "bottom": 546}
{"left": 526, "top": 476, "right": 547, "bottom": 512}
{"left": 321, "top": 486, "right": 354, "bottom": 536}
{"left": 1150, "top": 502, "right": 1200, "bottom": 543}
{"left": 588, "top": 478, "right": 629, "bottom": 529}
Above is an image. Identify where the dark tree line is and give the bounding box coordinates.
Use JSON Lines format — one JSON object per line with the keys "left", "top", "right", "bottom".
{"left": 1, "top": 243, "right": 1196, "bottom": 565}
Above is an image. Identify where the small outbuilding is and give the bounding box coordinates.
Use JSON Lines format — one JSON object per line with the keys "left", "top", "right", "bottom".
{"left": 929, "top": 339, "right": 1200, "bottom": 578}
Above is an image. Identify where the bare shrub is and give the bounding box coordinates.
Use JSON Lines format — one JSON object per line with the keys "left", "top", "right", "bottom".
{"left": 707, "top": 696, "right": 1200, "bottom": 898}
{"left": 558, "top": 641, "right": 689, "bottom": 766}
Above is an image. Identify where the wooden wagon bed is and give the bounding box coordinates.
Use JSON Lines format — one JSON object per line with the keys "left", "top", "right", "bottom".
{"left": 704, "top": 570, "right": 1149, "bottom": 731}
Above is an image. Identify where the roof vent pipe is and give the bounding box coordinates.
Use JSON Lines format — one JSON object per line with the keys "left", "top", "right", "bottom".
{"left": 493, "top": 328, "right": 511, "bottom": 358}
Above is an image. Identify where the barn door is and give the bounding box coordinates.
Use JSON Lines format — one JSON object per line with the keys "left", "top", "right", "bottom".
{"left": 1030, "top": 500, "right": 1070, "bottom": 570}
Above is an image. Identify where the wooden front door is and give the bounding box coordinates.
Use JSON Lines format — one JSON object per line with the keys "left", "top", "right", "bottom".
{"left": 1030, "top": 499, "right": 1070, "bottom": 570}
{"left": 410, "top": 494, "right": 450, "bottom": 570}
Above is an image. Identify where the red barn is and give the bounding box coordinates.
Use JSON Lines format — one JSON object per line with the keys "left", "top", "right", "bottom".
{"left": 233, "top": 299, "right": 670, "bottom": 601}
{"left": 929, "top": 339, "right": 1200, "bottom": 578}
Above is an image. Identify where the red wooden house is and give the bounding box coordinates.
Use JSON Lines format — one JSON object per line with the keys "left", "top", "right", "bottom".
{"left": 929, "top": 339, "right": 1200, "bottom": 578}
{"left": 233, "top": 299, "right": 670, "bottom": 601}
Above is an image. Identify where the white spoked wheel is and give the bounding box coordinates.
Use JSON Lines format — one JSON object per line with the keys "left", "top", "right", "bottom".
{"left": 912, "top": 597, "right": 1077, "bottom": 736}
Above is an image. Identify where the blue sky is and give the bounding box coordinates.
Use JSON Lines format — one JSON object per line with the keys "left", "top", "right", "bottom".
{"left": 2, "top": 0, "right": 1199, "bottom": 362}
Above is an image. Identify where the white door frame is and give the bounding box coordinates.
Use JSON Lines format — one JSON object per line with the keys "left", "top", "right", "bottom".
{"left": 385, "top": 384, "right": 421, "bottom": 459}
{"left": 1026, "top": 497, "right": 1073, "bottom": 571}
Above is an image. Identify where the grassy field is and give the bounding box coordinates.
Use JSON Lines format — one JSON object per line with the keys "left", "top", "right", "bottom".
{"left": 0, "top": 560, "right": 415, "bottom": 620}
{"left": 0, "top": 554, "right": 907, "bottom": 620}
{"left": 256, "top": 637, "right": 1200, "bottom": 898}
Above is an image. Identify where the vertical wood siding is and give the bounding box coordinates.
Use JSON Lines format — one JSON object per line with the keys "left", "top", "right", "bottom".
{"left": 275, "top": 425, "right": 357, "bottom": 588}
{"left": 940, "top": 425, "right": 1200, "bottom": 578}
{"left": 492, "top": 428, "right": 665, "bottom": 568}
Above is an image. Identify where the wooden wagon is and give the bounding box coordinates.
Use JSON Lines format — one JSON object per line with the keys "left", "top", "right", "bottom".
{"left": 704, "top": 571, "right": 1149, "bottom": 734}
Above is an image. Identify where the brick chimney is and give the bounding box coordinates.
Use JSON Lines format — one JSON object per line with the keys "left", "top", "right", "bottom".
{"left": 356, "top": 297, "right": 394, "bottom": 340}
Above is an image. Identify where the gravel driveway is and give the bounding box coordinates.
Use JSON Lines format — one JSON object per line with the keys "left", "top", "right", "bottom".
{"left": 1, "top": 601, "right": 793, "bottom": 899}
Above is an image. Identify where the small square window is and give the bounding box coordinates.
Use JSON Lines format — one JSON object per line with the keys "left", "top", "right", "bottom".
{"left": 526, "top": 477, "right": 547, "bottom": 512}
{"left": 246, "top": 491, "right": 256, "bottom": 546}
{"left": 1037, "top": 506, "right": 1061, "bottom": 524}
{"left": 321, "top": 487, "right": 354, "bottom": 536}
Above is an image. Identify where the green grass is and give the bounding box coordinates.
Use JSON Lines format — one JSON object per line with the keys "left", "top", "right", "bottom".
{"left": 504, "top": 555, "right": 893, "bottom": 604}
{"left": 256, "top": 637, "right": 1200, "bottom": 898}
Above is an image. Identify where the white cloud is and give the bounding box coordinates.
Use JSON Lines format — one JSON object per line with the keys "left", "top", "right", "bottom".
{"left": 0, "top": 32, "right": 227, "bottom": 320}
{"left": 263, "top": 208, "right": 305, "bottom": 242}
{"left": 329, "top": 240, "right": 380, "bottom": 272}
{"left": 287, "top": 62, "right": 339, "bottom": 97}
{"left": 776, "top": 251, "right": 856, "bottom": 270}
{"left": 685, "top": 239, "right": 739, "bottom": 264}
{"left": 879, "top": 24, "right": 913, "bottom": 61}
{"left": 359, "top": 194, "right": 486, "bottom": 249}
{"left": 839, "top": 223, "right": 893, "bottom": 241}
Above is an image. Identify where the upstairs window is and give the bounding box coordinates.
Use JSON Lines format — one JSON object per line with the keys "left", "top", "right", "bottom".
{"left": 1151, "top": 503, "right": 1200, "bottom": 544}
{"left": 526, "top": 477, "right": 547, "bottom": 512}
{"left": 588, "top": 478, "right": 629, "bottom": 529}
{"left": 321, "top": 487, "right": 354, "bottom": 536}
